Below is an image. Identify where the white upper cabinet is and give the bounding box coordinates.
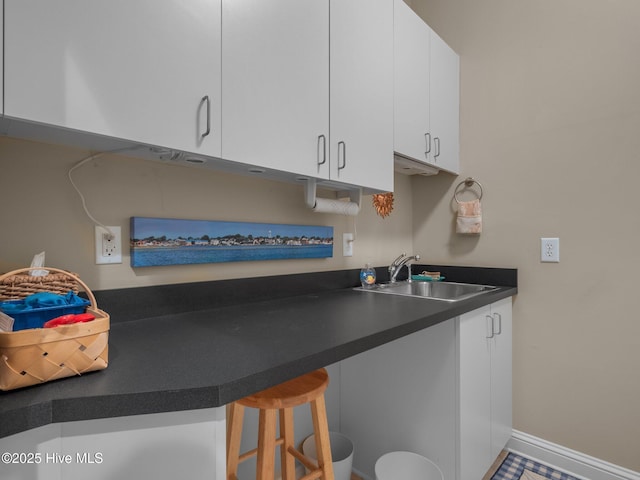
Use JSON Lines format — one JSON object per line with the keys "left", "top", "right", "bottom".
{"left": 4, "top": 0, "right": 221, "bottom": 157}
{"left": 393, "top": 0, "right": 459, "bottom": 174}
{"left": 393, "top": 0, "right": 431, "bottom": 165}
{"left": 329, "top": 0, "right": 394, "bottom": 191}
{"left": 429, "top": 29, "right": 460, "bottom": 174}
{"left": 222, "top": 0, "right": 394, "bottom": 193}
{"left": 221, "top": 0, "right": 330, "bottom": 180}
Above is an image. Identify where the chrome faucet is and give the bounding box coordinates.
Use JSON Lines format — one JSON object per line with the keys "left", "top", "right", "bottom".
{"left": 388, "top": 253, "right": 420, "bottom": 283}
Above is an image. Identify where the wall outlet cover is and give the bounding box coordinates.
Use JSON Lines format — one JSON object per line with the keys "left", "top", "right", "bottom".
{"left": 95, "top": 226, "right": 122, "bottom": 264}
{"left": 541, "top": 237, "right": 559, "bottom": 263}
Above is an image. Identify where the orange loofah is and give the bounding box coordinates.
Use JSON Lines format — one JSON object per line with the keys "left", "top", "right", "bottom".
{"left": 372, "top": 192, "right": 394, "bottom": 218}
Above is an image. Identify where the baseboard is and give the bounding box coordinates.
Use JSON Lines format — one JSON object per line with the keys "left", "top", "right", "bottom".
{"left": 507, "top": 430, "right": 640, "bottom": 480}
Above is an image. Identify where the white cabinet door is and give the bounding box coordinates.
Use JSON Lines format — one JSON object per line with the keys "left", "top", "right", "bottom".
{"left": 4, "top": 0, "right": 221, "bottom": 157}
{"left": 330, "top": 0, "right": 394, "bottom": 192}
{"left": 458, "top": 304, "right": 493, "bottom": 480}
{"left": 458, "top": 298, "right": 513, "bottom": 479}
{"left": 489, "top": 297, "right": 513, "bottom": 459}
{"left": 223, "top": 0, "right": 393, "bottom": 192}
{"left": 392, "top": 3, "right": 459, "bottom": 174}
{"left": 429, "top": 29, "right": 460, "bottom": 173}
{"left": 393, "top": 0, "right": 431, "bottom": 164}
{"left": 221, "top": 0, "right": 330, "bottom": 179}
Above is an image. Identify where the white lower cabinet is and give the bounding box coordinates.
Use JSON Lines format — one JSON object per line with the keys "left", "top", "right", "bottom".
{"left": 458, "top": 297, "right": 513, "bottom": 479}
{"left": 0, "top": 408, "right": 227, "bottom": 480}
{"left": 339, "top": 297, "right": 512, "bottom": 480}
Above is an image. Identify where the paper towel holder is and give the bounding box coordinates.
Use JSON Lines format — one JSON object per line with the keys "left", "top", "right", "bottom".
{"left": 303, "top": 178, "right": 361, "bottom": 215}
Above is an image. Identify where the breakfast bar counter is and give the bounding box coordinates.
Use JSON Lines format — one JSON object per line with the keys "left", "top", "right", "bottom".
{"left": 0, "top": 266, "right": 516, "bottom": 439}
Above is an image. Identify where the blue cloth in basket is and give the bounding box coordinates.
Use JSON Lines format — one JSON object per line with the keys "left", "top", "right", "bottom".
{"left": 1, "top": 291, "right": 86, "bottom": 314}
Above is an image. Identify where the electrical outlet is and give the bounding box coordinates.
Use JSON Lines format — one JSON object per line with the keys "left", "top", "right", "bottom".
{"left": 343, "top": 233, "right": 354, "bottom": 257}
{"left": 541, "top": 237, "right": 559, "bottom": 263}
{"left": 95, "top": 226, "right": 122, "bottom": 264}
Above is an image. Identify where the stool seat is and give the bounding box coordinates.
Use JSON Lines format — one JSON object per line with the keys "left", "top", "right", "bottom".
{"left": 227, "top": 368, "right": 334, "bottom": 480}
{"left": 237, "top": 368, "right": 329, "bottom": 410}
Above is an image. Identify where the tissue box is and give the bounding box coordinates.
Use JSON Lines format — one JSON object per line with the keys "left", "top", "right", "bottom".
{"left": 0, "top": 298, "right": 91, "bottom": 331}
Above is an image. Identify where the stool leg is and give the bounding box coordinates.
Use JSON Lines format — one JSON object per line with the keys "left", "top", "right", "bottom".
{"left": 279, "top": 407, "right": 296, "bottom": 480}
{"left": 257, "top": 408, "right": 277, "bottom": 480}
{"left": 226, "top": 402, "right": 245, "bottom": 480}
{"left": 310, "top": 395, "right": 334, "bottom": 480}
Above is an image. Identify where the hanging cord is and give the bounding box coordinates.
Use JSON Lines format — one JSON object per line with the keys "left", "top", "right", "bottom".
{"left": 67, "top": 147, "right": 139, "bottom": 239}
{"left": 351, "top": 215, "right": 357, "bottom": 243}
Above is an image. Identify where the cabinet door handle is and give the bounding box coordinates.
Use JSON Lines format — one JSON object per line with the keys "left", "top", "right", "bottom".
{"left": 338, "top": 141, "right": 346, "bottom": 171}
{"left": 201, "top": 95, "right": 211, "bottom": 138}
{"left": 434, "top": 137, "right": 440, "bottom": 159}
{"left": 493, "top": 313, "right": 502, "bottom": 335}
{"left": 317, "top": 135, "right": 327, "bottom": 167}
{"left": 486, "top": 315, "right": 494, "bottom": 338}
{"left": 425, "top": 133, "right": 431, "bottom": 155}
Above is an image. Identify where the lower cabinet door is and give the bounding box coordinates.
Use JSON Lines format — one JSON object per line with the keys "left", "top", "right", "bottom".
{"left": 458, "top": 298, "right": 513, "bottom": 479}
{"left": 489, "top": 297, "right": 513, "bottom": 459}
{"left": 458, "top": 305, "right": 493, "bottom": 479}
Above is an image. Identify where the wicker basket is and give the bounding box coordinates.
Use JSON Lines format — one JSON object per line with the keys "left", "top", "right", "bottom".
{"left": 0, "top": 270, "right": 80, "bottom": 299}
{"left": 0, "top": 267, "right": 109, "bottom": 391}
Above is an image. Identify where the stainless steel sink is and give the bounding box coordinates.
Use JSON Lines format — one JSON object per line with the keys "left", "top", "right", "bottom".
{"left": 355, "top": 281, "right": 498, "bottom": 302}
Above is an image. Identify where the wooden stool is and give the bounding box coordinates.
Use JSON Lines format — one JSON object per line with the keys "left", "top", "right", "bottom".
{"left": 226, "top": 368, "right": 334, "bottom": 480}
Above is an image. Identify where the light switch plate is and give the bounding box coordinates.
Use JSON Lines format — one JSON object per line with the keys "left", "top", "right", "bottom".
{"left": 343, "top": 233, "right": 354, "bottom": 257}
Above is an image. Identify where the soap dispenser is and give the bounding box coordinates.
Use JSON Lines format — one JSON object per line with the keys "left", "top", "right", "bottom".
{"left": 360, "top": 264, "right": 376, "bottom": 288}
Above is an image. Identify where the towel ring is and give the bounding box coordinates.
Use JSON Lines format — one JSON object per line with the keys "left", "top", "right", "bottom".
{"left": 454, "top": 177, "right": 483, "bottom": 204}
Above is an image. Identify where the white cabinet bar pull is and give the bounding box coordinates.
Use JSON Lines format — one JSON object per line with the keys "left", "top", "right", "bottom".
{"left": 493, "top": 313, "right": 502, "bottom": 335}
{"left": 201, "top": 95, "right": 211, "bottom": 138}
{"left": 434, "top": 136, "right": 440, "bottom": 159}
{"left": 338, "top": 141, "right": 346, "bottom": 171}
{"left": 486, "top": 315, "right": 495, "bottom": 339}
{"left": 317, "top": 134, "right": 327, "bottom": 167}
{"left": 425, "top": 133, "right": 431, "bottom": 155}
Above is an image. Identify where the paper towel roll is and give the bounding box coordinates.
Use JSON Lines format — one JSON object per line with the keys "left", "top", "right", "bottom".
{"left": 312, "top": 198, "right": 360, "bottom": 216}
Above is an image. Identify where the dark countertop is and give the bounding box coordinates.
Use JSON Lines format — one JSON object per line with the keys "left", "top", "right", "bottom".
{"left": 0, "top": 265, "right": 517, "bottom": 439}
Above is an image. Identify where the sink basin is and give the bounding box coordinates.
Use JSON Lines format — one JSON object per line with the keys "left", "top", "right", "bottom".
{"left": 355, "top": 281, "right": 498, "bottom": 302}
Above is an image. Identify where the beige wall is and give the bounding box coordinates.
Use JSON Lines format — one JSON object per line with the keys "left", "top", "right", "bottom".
{"left": 0, "top": 136, "right": 413, "bottom": 289}
{"left": 411, "top": 0, "right": 640, "bottom": 471}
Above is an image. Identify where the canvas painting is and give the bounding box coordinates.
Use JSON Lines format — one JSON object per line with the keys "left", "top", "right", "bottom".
{"left": 130, "top": 217, "right": 333, "bottom": 267}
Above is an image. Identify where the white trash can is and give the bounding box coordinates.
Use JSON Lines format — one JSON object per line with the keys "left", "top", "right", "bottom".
{"left": 302, "top": 431, "right": 354, "bottom": 480}
{"left": 375, "top": 451, "right": 444, "bottom": 480}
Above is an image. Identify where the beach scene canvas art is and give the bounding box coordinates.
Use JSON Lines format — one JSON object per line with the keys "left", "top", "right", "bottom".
{"left": 130, "top": 217, "right": 333, "bottom": 267}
